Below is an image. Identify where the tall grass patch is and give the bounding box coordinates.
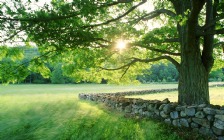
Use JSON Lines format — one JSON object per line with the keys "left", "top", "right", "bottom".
{"left": 0, "top": 85, "right": 184, "bottom": 140}
{"left": 1, "top": 84, "right": 218, "bottom": 139}
{"left": 0, "top": 92, "right": 183, "bottom": 140}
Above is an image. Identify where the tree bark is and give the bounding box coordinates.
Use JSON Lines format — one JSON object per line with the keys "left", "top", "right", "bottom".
{"left": 171, "top": 0, "right": 210, "bottom": 105}
{"left": 178, "top": 56, "right": 210, "bottom": 105}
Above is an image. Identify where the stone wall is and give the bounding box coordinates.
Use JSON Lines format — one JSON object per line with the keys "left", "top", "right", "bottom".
{"left": 79, "top": 89, "right": 224, "bottom": 140}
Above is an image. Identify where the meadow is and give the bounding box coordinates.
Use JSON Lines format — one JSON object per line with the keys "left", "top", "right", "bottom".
{"left": 0, "top": 84, "right": 223, "bottom": 140}
{"left": 126, "top": 86, "right": 224, "bottom": 106}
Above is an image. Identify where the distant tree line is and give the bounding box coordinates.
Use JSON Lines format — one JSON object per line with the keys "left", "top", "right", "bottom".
{"left": 1, "top": 47, "right": 223, "bottom": 84}
{"left": 137, "top": 63, "right": 179, "bottom": 83}
{"left": 138, "top": 63, "right": 224, "bottom": 83}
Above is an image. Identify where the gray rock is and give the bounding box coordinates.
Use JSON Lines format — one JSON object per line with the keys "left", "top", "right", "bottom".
{"left": 147, "top": 104, "right": 154, "bottom": 111}
{"left": 198, "top": 104, "right": 207, "bottom": 108}
{"left": 214, "top": 119, "right": 224, "bottom": 130}
{"left": 134, "top": 108, "right": 139, "bottom": 114}
{"left": 139, "top": 108, "right": 143, "bottom": 115}
{"left": 160, "top": 111, "right": 168, "bottom": 118}
{"left": 170, "top": 111, "right": 179, "bottom": 119}
{"left": 193, "top": 128, "right": 199, "bottom": 132}
{"left": 218, "top": 136, "right": 224, "bottom": 140}
{"left": 207, "top": 115, "right": 215, "bottom": 121}
{"left": 161, "top": 98, "right": 170, "bottom": 104}
{"left": 143, "top": 111, "right": 149, "bottom": 116}
{"left": 203, "top": 107, "right": 216, "bottom": 115}
{"left": 212, "top": 126, "right": 224, "bottom": 136}
{"left": 153, "top": 103, "right": 161, "bottom": 110}
{"left": 151, "top": 100, "right": 160, "bottom": 104}
{"left": 141, "top": 103, "right": 147, "bottom": 109}
{"left": 164, "top": 118, "right": 171, "bottom": 124}
{"left": 132, "top": 104, "right": 138, "bottom": 109}
{"left": 159, "top": 104, "right": 166, "bottom": 111}
{"left": 172, "top": 119, "right": 181, "bottom": 127}
{"left": 221, "top": 106, "right": 224, "bottom": 110}
{"left": 187, "top": 118, "right": 192, "bottom": 123}
{"left": 154, "top": 110, "right": 160, "bottom": 116}
{"left": 192, "top": 118, "right": 210, "bottom": 128}
{"left": 145, "top": 111, "right": 154, "bottom": 117}
{"left": 117, "top": 107, "right": 123, "bottom": 112}
{"left": 191, "top": 122, "right": 199, "bottom": 128}
{"left": 180, "top": 118, "right": 189, "bottom": 127}
{"left": 199, "top": 127, "right": 214, "bottom": 137}
{"left": 215, "top": 115, "right": 224, "bottom": 121}
{"left": 197, "top": 104, "right": 206, "bottom": 111}
{"left": 216, "top": 110, "right": 224, "bottom": 115}
{"left": 124, "top": 105, "right": 132, "bottom": 113}
{"left": 133, "top": 99, "right": 143, "bottom": 105}
{"left": 176, "top": 106, "right": 186, "bottom": 111}
{"left": 163, "top": 104, "right": 172, "bottom": 114}
{"left": 180, "top": 111, "right": 187, "bottom": 117}
{"left": 185, "top": 107, "right": 196, "bottom": 116}
{"left": 195, "top": 111, "right": 205, "bottom": 118}
{"left": 120, "top": 102, "right": 130, "bottom": 108}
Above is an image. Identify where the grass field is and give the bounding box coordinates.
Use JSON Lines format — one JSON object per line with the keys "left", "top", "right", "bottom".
{"left": 0, "top": 84, "right": 222, "bottom": 140}
{"left": 127, "top": 87, "right": 224, "bottom": 106}
{"left": 0, "top": 83, "right": 178, "bottom": 95}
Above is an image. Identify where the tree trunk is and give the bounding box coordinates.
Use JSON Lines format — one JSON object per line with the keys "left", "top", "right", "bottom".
{"left": 178, "top": 15, "right": 210, "bottom": 105}
{"left": 173, "top": 0, "right": 210, "bottom": 105}
{"left": 178, "top": 59, "right": 210, "bottom": 105}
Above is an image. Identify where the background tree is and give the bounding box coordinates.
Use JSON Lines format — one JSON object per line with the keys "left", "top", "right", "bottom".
{"left": 51, "top": 64, "right": 65, "bottom": 84}
{"left": 138, "top": 63, "right": 179, "bottom": 83}
{"left": 0, "top": 0, "right": 224, "bottom": 105}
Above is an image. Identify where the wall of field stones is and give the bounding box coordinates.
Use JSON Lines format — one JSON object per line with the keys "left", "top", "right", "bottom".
{"left": 79, "top": 88, "right": 224, "bottom": 140}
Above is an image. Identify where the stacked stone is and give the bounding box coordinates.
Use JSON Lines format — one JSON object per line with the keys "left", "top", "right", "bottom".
{"left": 79, "top": 90, "right": 224, "bottom": 139}
{"left": 79, "top": 88, "right": 177, "bottom": 97}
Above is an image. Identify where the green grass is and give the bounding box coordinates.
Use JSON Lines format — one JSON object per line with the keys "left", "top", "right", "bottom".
{"left": 126, "top": 87, "right": 224, "bottom": 106}
{"left": 0, "top": 83, "right": 178, "bottom": 95}
{"left": 0, "top": 84, "right": 213, "bottom": 140}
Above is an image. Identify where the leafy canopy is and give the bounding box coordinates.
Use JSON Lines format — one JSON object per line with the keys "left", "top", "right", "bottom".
{"left": 0, "top": 0, "right": 223, "bottom": 83}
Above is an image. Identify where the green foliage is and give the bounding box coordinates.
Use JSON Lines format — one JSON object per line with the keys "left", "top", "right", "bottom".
{"left": 51, "top": 64, "right": 65, "bottom": 84}
{"left": 209, "top": 68, "right": 224, "bottom": 82}
{"left": 0, "top": 58, "right": 28, "bottom": 83}
{"left": 0, "top": 47, "right": 28, "bottom": 83}
{"left": 28, "top": 60, "right": 51, "bottom": 79}
{"left": 138, "top": 63, "right": 179, "bottom": 83}
{"left": 0, "top": 46, "right": 24, "bottom": 61}
{"left": 0, "top": 0, "right": 223, "bottom": 85}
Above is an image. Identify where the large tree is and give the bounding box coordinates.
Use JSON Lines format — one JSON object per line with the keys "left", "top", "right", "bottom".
{"left": 0, "top": 0, "right": 224, "bottom": 105}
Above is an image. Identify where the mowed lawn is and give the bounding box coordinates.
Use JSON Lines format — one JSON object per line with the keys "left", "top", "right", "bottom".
{"left": 0, "top": 84, "right": 221, "bottom": 140}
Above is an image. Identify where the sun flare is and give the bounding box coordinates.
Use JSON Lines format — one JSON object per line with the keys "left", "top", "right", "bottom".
{"left": 116, "top": 39, "right": 126, "bottom": 50}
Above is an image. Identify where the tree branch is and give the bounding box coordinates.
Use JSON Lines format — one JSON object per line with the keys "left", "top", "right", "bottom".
{"left": 137, "top": 38, "right": 179, "bottom": 44}
{"left": 202, "top": 14, "right": 224, "bottom": 31}
{"left": 99, "top": 0, "right": 133, "bottom": 7}
{"left": 137, "top": 9, "right": 176, "bottom": 22}
{"left": 120, "top": 64, "right": 131, "bottom": 79}
{"left": 197, "top": 28, "right": 224, "bottom": 36}
{"left": 145, "top": 46, "right": 181, "bottom": 56}
{"left": 0, "top": 12, "right": 81, "bottom": 22}
{"left": 213, "top": 42, "right": 224, "bottom": 48}
{"left": 0, "top": 0, "right": 136, "bottom": 23}
{"left": 83, "top": 0, "right": 147, "bottom": 28}
{"left": 101, "top": 56, "right": 180, "bottom": 72}
{"left": 0, "top": 29, "right": 24, "bottom": 43}
{"left": 133, "top": 40, "right": 181, "bottom": 56}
